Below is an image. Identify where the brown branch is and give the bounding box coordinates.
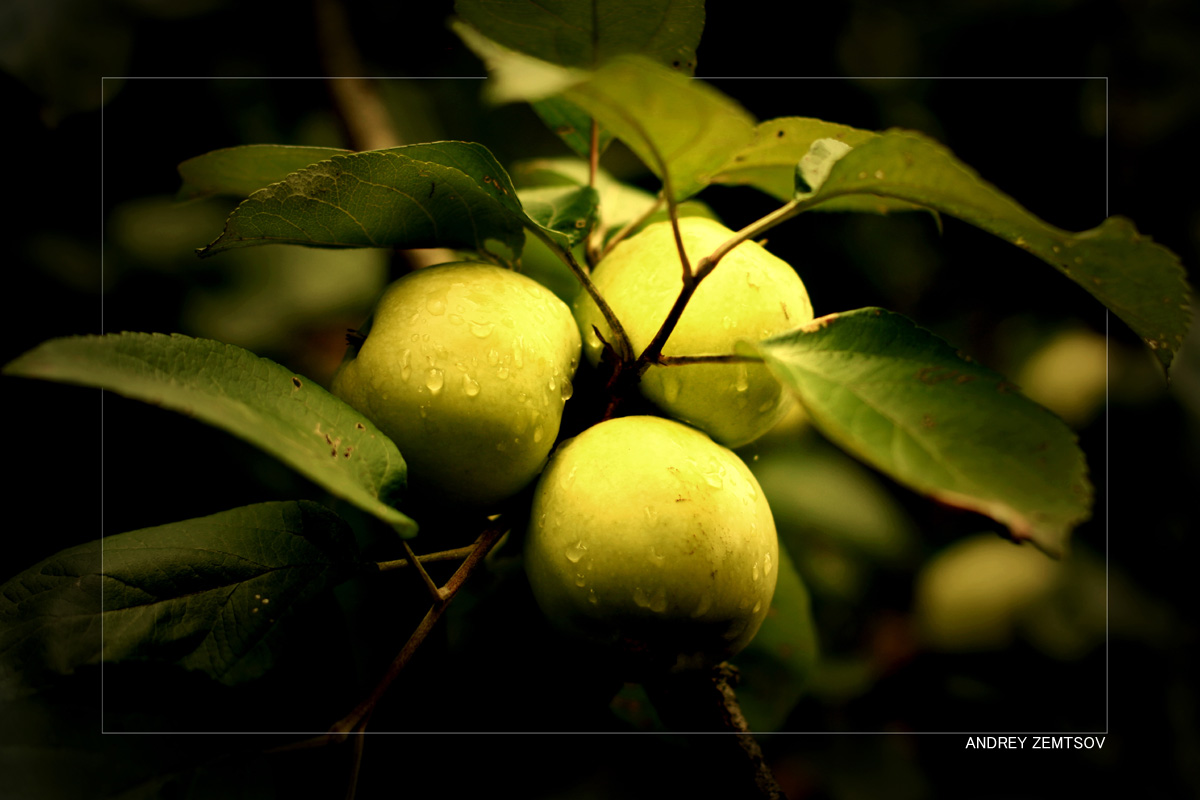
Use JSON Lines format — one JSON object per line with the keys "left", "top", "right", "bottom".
{"left": 644, "top": 664, "right": 785, "bottom": 800}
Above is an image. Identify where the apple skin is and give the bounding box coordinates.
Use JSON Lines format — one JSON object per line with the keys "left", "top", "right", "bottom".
{"left": 524, "top": 415, "right": 779, "bottom": 674}
{"left": 331, "top": 262, "right": 581, "bottom": 508}
{"left": 573, "top": 217, "right": 813, "bottom": 448}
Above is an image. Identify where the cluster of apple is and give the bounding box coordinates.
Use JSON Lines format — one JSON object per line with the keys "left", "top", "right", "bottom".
{"left": 331, "top": 218, "right": 813, "bottom": 675}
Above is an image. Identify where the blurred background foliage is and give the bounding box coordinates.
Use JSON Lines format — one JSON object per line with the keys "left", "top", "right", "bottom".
{"left": 3, "top": 0, "right": 1198, "bottom": 798}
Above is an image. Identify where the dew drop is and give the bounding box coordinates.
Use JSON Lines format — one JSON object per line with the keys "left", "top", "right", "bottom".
{"left": 588, "top": 589, "right": 598, "bottom": 605}
{"left": 648, "top": 547, "right": 665, "bottom": 566}
{"left": 560, "top": 464, "right": 578, "bottom": 489}
{"left": 650, "top": 587, "right": 668, "bottom": 614}
{"left": 497, "top": 366, "right": 509, "bottom": 379}
{"left": 463, "top": 374, "right": 480, "bottom": 397}
{"left": 662, "top": 374, "right": 681, "bottom": 402}
{"left": 735, "top": 365, "right": 749, "bottom": 393}
{"left": 448, "top": 314, "right": 464, "bottom": 325}
{"left": 752, "top": 600, "right": 762, "bottom": 614}
{"left": 633, "top": 587, "right": 651, "bottom": 608}
{"left": 691, "top": 593, "right": 713, "bottom": 618}
{"left": 487, "top": 348, "right": 500, "bottom": 366}
{"left": 723, "top": 315, "right": 734, "bottom": 330}
{"left": 560, "top": 378, "right": 574, "bottom": 402}
{"left": 399, "top": 349, "right": 411, "bottom": 382}
{"left": 574, "top": 573, "right": 586, "bottom": 588}
{"left": 644, "top": 506, "right": 659, "bottom": 522}
{"left": 565, "top": 540, "right": 587, "bottom": 563}
{"left": 752, "top": 563, "right": 760, "bottom": 582}
{"left": 533, "top": 425, "right": 544, "bottom": 443}
{"left": 425, "top": 368, "right": 444, "bottom": 395}
{"left": 470, "top": 321, "right": 495, "bottom": 338}
{"left": 426, "top": 297, "right": 446, "bottom": 316}
{"left": 764, "top": 552, "right": 773, "bottom": 576}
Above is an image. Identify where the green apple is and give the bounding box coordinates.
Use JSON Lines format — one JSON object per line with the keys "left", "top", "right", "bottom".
{"left": 574, "top": 217, "right": 813, "bottom": 447}
{"left": 331, "top": 262, "right": 581, "bottom": 508}
{"left": 524, "top": 415, "right": 779, "bottom": 674}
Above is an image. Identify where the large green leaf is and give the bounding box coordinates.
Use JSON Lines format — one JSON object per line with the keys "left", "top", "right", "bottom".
{"left": 455, "top": 0, "right": 703, "bottom": 72}
{"left": 749, "top": 308, "right": 1092, "bottom": 557}
{"left": 196, "top": 142, "right": 527, "bottom": 262}
{"left": 710, "top": 118, "right": 924, "bottom": 214}
{"left": 176, "top": 144, "right": 350, "bottom": 201}
{"left": 3, "top": 333, "right": 414, "bottom": 534}
{"left": 0, "top": 501, "right": 363, "bottom": 700}
{"left": 804, "top": 130, "right": 1193, "bottom": 373}
{"left": 563, "top": 55, "right": 757, "bottom": 202}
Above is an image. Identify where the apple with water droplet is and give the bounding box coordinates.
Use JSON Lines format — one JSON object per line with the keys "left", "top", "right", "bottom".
{"left": 331, "top": 262, "right": 581, "bottom": 508}
{"left": 524, "top": 415, "right": 779, "bottom": 674}
{"left": 574, "top": 217, "right": 814, "bottom": 447}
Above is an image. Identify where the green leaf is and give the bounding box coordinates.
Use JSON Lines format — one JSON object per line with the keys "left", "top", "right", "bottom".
{"left": 454, "top": 0, "right": 703, "bottom": 72}
{"left": 3, "top": 333, "right": 414, "bottom": 534}
{"left": 711, "top": 118, "right": 923, "bottom": 214}
{"left": 518, "top": 184, "right": 599, "bottom": 249}
{"left": 749, "top": 308, "right": 1092, "bottom": 557}
{"left": 734, "top": 545, "right": 819, "bottom": 732}
{"left": 563, "top": 55, "right": 757, "bottom": 201}
{"left": 806, "top": 130, "right": 1193, "bottom": 373}
{"left": 196, "top": 142, "right": 527, "bottom": 262}
{"left": 530, "top": 96, "right": 614, "bottom": 158}
{"left": 176, "top": 144, "right": 350, "bottom": 201}
{"left": 0, "top": 501, "right": 363, "bottom": 699}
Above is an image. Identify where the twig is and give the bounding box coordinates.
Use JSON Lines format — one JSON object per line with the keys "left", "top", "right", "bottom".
{"left": 644, "top": 664, "right": 785, "bottom": 799}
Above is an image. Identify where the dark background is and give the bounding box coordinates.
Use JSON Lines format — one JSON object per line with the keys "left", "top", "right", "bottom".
{"left": 4, "top": 1, "right": 1197, "bottom": 798}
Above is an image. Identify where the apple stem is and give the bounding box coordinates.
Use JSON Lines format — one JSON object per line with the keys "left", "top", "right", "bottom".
{"left": 632, "top": 198, "right": 805, "bottom": 379}
{"left": 657, "top": 353, "right": 765, "bottom": 366}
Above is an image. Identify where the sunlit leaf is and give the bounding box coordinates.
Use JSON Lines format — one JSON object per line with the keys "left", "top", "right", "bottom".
{"left": 0, "top": 501, "right": 364, "bottom": 699}
{"left": 563, "top": 56, "right": 756, "bottom": 201}
{"left": 806, "top": 130, "right": 1192, "bottom": 373}
{"left": 176, "top": 144, "right": 350, "bottom": 201}
{"left": 711, "top": 118, "right": 923, "bottom": 214}
{"left": 3, "top": 333, "right": 414, "bottom": 534}
{"left": 748, "top": 308, "right": 1092, "bottom": 556}
{"left": 196, "top": 142, "right": 526, "bottom": 263}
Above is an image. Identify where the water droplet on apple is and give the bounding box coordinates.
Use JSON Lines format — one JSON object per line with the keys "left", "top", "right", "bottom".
{"left": 662, "top": 374, "right": 681, "bottom": 402}
{"left": 633, "top": 587, "right": 650, "bottom": 608}
{"left": 560, "top": 378, "right": 573, "bottom": 401}
{"left": 691, "top": 593, "right": 713, "bottom": 617}
{"left": 425, "top": 368, "right": 444, "bottom": 395}
{"left": 588, "top": 589, "right": 598, "bottom": 605}
{"left": 752, "top": 600, "right": 761, "bottom": 614}
{"left": 649, "top": 587, "right": 667, "bottom": 613}
{"left": 426, "top": 297, "right": 446, "bottom": 316}
{"left": 763, "top": 552, "right": 772, "bottom": 576}
{"left": 648, "top": 547, "right": 665, "bottom": 566}
{"left": 565, "top": 540, "right": 587, "bottom": 563}
{"left": 399, "top": 349, "right": 411, "bottom": 382}
{"left": 735, "top": 365, "right": 749, "bottom": 393}
{"left": 574, "top": 573, "right": 586, "bottom": 587}
{"left": 752, "top": 563, "right": 760, "bottom": 582}
{"left": 463, "top": 374, "right": 480, "bottom": 397}
{"left": 470, "top": 321, "right": 494, "bottom": 338}
{"left": 533, "top": 424, "right": 544, "bottom": 443}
